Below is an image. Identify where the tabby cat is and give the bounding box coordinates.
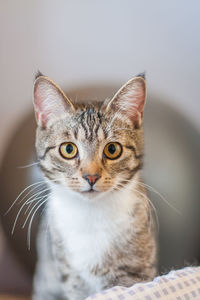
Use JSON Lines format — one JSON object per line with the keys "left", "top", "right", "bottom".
{"left": 32, "top": 73, "right": 157, "bottom": 300}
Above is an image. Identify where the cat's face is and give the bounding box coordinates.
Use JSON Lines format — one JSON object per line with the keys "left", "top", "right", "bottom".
{"left": 33, "top": 75, "right": 146, "bottom": 198}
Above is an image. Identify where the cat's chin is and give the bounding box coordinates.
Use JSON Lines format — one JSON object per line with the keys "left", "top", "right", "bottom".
{"left": 82, "top": 189, "right": 97, "bottom": 194}
{"left": 79, "top": 188, "right": 111, "bottom": 200}
{"left": 80, "top": 190, "right": 100, "bottom": 198}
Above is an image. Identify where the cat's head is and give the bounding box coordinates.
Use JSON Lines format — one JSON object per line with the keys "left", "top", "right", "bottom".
{"left": 33, "top": 74, "right": 146, "bottom": 198}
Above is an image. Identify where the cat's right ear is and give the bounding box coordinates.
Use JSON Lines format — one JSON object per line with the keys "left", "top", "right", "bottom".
{"left": 33, "top": 75, "right": 74, "bottom": 128}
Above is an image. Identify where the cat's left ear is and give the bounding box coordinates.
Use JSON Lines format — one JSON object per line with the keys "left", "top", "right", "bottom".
{"left": 106, "top": 75, "right": 146, "bottom": 127}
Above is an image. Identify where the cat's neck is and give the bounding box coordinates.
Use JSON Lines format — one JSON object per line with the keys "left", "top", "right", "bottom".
{"left": 46, "top": 176, "right": 143, "bottom": 271}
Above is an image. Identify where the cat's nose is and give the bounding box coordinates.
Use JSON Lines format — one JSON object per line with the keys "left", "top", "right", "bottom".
{"left": 83, "top": 174, "right": 101, "bottom": 186}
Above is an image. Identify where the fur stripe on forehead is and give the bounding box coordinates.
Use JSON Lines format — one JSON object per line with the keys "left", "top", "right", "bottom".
{"left": 106, "top": 76, "right": 146, "bottom": 127}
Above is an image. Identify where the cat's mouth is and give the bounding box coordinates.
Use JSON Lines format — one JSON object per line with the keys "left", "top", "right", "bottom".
{"left": 81, "top": 187, "right": 99, "bottom": 194}
{"left": 83, "top": 188, "right": 97, "bottom": 193}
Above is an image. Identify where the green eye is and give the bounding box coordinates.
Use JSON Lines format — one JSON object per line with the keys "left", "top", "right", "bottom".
{"left": 59, "top": 142, "right": 78, "bottom": 159}
{"left": 103, "top": 142, "right": 122, "bottom": 160}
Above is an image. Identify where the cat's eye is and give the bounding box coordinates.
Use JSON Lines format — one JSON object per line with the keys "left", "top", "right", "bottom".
{"left": 103, "top": 142, "right": 122, "bottom": 160}
{"left": 59, "top": 142, "right": 78, "bottom": 159}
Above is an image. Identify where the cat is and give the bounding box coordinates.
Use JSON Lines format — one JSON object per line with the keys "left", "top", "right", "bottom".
{"left": 32, "top": 73, "right": 157, "bottom": 300}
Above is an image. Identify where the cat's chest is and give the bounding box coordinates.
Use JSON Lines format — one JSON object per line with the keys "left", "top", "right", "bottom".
{"left": 48, "top": 190, "right": 135, "bottom": 272}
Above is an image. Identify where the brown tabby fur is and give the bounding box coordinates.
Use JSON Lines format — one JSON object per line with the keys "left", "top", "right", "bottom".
{"left": 32, "top": 74, "right": 157, "bottom": 300}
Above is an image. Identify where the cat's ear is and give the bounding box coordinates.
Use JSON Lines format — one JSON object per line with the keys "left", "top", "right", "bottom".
{"left": 33, "top": 74, "right": 74, "bottom": 128}
{"left": 106, "top": 74, "right": 146, "bottom": 127}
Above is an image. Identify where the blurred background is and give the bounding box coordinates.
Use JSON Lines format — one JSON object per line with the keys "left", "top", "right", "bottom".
{"left": 0, "top": 0, "right": 200, "bottom": 297}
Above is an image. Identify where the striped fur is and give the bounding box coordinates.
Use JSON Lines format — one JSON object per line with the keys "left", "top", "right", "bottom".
{"left": 33, "top": 75, "right": 157, "bottom": 300}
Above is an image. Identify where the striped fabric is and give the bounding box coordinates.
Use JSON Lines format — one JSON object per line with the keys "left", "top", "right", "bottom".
{"left": 86, "top": 267, "right": 200, "bottom": 300}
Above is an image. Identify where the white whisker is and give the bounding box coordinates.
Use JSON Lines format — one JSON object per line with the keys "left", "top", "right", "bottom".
{"left": 137, "top": 182, "right": 182, "bottom": 216}
{"left": 27, "top": 198, "right": 48, "bottom": 250}
{"left": 5, "top": 180, "right": 48, "bottom": 215}
{"left": 23, "top": 187, "right": 51, "bottom": 214}
{"left": 116, "top": 181, "right": 159, "bottom": 231}
{"left": 10, "top": 183, "right": 55, "bottom": 235}
{"left": 6, "top": 179, "right": 58, "bottom": 216}
{"left": 17, "top": 162, "right": 40, "bottom": 169}
{"left": 22, "top": 195, "right": 49, "bottom": 228}
{"left": 17, "top": 183, "right": 47, "bottom": 206}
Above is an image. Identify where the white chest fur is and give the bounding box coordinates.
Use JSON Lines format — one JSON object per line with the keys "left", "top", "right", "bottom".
{"left": 48, "top": 183, "right": 138, "bottom": 274}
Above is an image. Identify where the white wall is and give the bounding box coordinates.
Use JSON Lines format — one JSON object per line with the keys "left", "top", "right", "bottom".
{"left": 1, "top": 0, "right": 200, "bottom": 158}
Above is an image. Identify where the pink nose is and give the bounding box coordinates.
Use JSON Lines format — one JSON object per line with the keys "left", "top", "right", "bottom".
{"left": 83, "top": 174, "right": 100, "bottom": 186}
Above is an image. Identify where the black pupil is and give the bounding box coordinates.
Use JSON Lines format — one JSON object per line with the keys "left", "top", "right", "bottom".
{"left": 108, "top": 144, "right": 116, "bottom": 154}
{"left": 66, "top": 144, "right": 74, "bottom": 154}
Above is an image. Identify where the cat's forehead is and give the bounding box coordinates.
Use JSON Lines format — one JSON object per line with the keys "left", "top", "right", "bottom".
{"left": 75, "top": 106, "right": 103, "bottom": 141}
{"left": 77, "top": 106, "right": 101, "bottom": 128}
{"left": 72, "top": 105, "right": 131, "bottom": 142}
{"left": 50, "top": 105, "right": 129, "bottom": 141}
{"left": 48, "top": 105, "right": 104, "bottom": 143}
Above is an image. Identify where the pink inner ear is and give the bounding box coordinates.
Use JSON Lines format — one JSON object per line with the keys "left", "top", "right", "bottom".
{"left": 116, "top": 79, "right": 146, "bottom": 125}
{"left": 34, "top": 77, "right": 74, "bottom": 128}
{"left": 34, "top": 87, "right": 50, "bottom": 128}
{"left": 38, "top": 111, "right": 49, "bottom": 128}
{"left": 34, "top": 77, "right": 69, "bottom": 128}
{"left": 131, "top": 93, "right": 145, "bottom": 121}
